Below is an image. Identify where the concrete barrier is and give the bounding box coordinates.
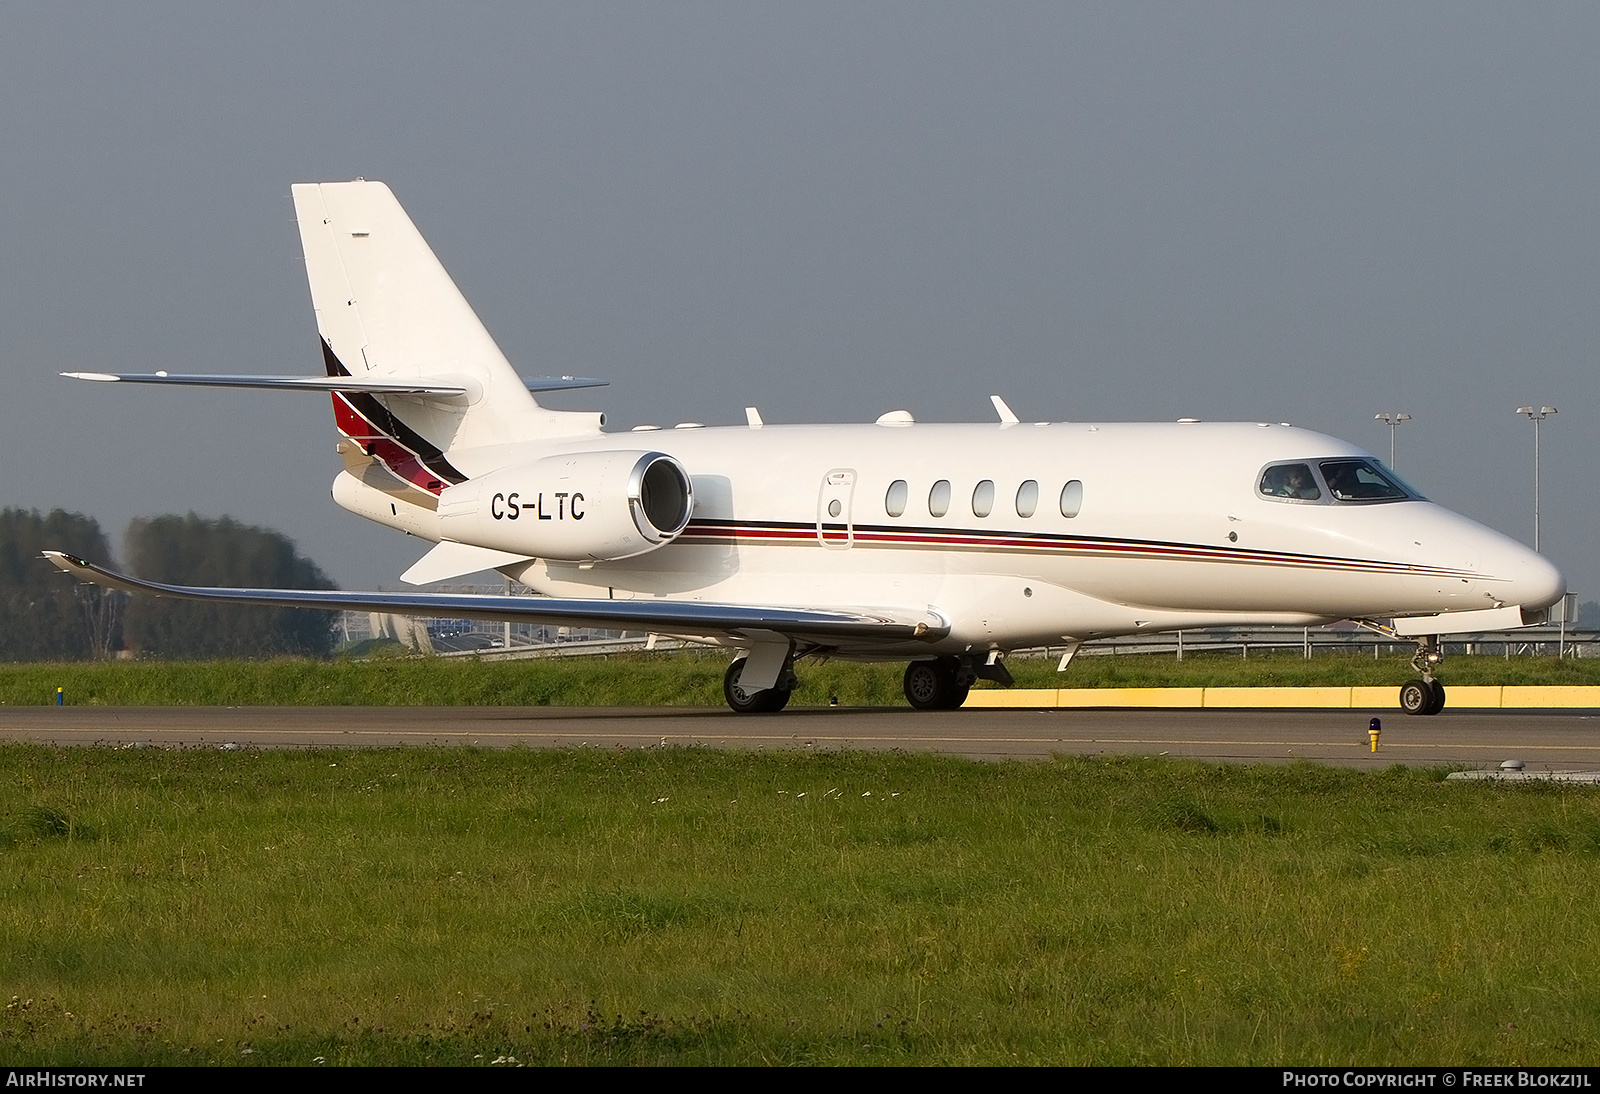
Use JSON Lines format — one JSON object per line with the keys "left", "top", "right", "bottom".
{"left": 1202, "top": 686, "right": 1352, "bottom": 708}
{"left": 964, "top": 684, "right": 1600, "bottom": 710}
{"left": 1501, "top": 685, "right": 1600, "bottom": 708}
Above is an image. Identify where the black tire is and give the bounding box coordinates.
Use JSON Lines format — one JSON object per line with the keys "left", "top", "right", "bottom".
{"left": 1424, "top": 679, "right": 1446, "bottom": 716}
{"left": 1400, "top": 679, "right": 1432, "bottom": 716}
{"left": 723, "top": 657, "right": 791, "bottom": 714}
{"left": 904, "top": 659, "right": 967, "bottom": 710}
{"left": 903, "top": 660, "right": 950, "bottom": 710}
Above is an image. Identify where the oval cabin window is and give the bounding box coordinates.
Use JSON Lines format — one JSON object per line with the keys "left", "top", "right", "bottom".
{"left": 885, "top": 479, "right": 908, "bottom": 517}
{"left": 971, "top": 480, "right": 995, "bottom": 518}
{"left": 1059, "top": 479, "right": 1083, "bottom": 518}
{"left": 929, "top": 479, "right": 952, "bottom": 518}
{"left": 1015, "top": 480, "right": 1038, "bottom": 518}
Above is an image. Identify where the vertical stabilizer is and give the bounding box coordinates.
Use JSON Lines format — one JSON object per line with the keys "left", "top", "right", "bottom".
{"left": 293, "top": 180, "right": 599, "bottom": 492}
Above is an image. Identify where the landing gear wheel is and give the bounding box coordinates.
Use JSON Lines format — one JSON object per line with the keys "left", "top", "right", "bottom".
{"left": 1424, "top": 679, "right": 1446, "bottom": 715}
{"left": 903, "top": 659, "right": 969, "bottom": 711}
{"left": 1400, "top": 678, "right": 1445, "bottom": 716}
{"left": 723, "top": 658, "right": 792, "bottom": 714}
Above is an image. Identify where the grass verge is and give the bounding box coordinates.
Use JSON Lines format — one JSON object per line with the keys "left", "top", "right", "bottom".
{"left": 3, "top": 745, "right": 1600, "bottom": 1064}
{"left": 5, "top": 651, "right": 1600, "bottom": 707}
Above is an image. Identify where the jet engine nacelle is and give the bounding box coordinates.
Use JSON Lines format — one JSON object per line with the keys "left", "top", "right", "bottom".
{"left": 437, "top": 450, "right": 693, "bottom": 562}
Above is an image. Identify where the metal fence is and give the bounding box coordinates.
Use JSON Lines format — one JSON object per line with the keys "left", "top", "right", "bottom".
{"left": 337, "top": 587, "right": 1598, "bottom": 661}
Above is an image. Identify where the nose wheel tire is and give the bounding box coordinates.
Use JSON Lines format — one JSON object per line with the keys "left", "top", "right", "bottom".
{"left": 723, "top": 657, "right": 792, "bottom": 714}
{"left": 903, "top": 659, "right": 971, "bottom": 711}
{"left": 1400, "top": 678, "right": 1446, "bottom": 716}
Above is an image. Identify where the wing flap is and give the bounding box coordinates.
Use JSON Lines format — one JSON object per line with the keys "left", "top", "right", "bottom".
{"left": 44, "top": 552, "right": 948, "bottom": 647}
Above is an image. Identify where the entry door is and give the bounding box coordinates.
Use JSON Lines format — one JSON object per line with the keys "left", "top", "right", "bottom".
{"left": 816, "top": 468, "right": 856, "bottom": 549}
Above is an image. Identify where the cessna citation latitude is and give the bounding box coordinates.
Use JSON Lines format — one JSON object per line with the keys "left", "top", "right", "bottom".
{"left": 50, "top": 180, "right": 1565, "bottom": 716}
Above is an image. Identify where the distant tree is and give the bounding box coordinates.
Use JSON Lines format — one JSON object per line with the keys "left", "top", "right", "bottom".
{"left": 0, "top": 508, "right": 120, "bottom": 660}
{"left": 122, "top": 514, "right": 337, "bottom": 658}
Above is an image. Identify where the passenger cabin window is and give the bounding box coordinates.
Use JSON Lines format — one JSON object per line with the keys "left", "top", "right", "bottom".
{"left": 929, "top": 479, "right": 952, "bottom": 517}
{"left": 1258, "top": 463, "right": 1321, "bottom": 501}
{"left": 1016, "top": 480, "right": 1038, "bottom": 518}
{"left": 1059, "top": 480, "right": 1083, "bottom": 518}
{"left": 972, "top": 480, "right": 995, "bottom": 517}
{"left": 1319, "top": 459, "right": 1412, "bottom": 502}
{"left": 885, "top": 479, "right": 908, "bottom": 517}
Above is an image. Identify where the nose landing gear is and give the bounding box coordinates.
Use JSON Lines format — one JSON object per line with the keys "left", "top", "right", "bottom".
{"left": 1400, "top": 636, "right": 1446, "bottom": 716}
{"left": 1399, "top": 675, "right": 1445, "bottom": 716}
{"left": 1355, "top": 621, "right": 1448, "bottom": 716}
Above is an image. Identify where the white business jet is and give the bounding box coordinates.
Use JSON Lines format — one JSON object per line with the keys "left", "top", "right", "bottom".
{"left": 50, "top": 180, "right": 1565, "bottom": 716}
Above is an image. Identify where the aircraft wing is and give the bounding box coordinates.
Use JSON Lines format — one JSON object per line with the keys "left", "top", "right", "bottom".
{"left": 43, "top": 552, "right": 948, "bottom": 648}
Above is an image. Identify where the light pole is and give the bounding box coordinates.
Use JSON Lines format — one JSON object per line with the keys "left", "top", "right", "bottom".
{"left": 1373, "top": 412, "right": 1411, "bottom": 468}
{"left": 1516, "top": 405, "right": 1557, "bottom": 552}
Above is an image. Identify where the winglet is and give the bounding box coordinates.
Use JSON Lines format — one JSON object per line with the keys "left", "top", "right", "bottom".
{"left": 990, "top": 395, "right": 1020, "bottom": 424}
{"left": 745, "top": 406, "right": 764, "bottom": 428}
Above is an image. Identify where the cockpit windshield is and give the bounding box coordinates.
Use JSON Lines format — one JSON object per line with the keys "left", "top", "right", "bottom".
{"left": 1258, "top": 459, "right": 1423, "bottom": 505}
{"left": 1318, "top": 459, "right": 1413, "bottom": 502}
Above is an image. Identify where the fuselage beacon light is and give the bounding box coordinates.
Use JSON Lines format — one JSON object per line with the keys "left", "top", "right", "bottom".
{"left": 53, "top": 179, "right": 1565, "bottom": 715}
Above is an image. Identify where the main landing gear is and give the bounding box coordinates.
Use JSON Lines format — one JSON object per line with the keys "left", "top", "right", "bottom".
{"left": 721, "top": 652, "right": 1012, "bottom": 713}
{"left": 723, "top": 656, "right": 794, "bottom": 713}
{"left": 901, "top": 655, "right": 1012, "bottom": 711}
{"left": 1400, "top": 635, "right": 1446, "bottom": 716}
{"left": 903, "top": 657, "right": 973, "bottom": 711}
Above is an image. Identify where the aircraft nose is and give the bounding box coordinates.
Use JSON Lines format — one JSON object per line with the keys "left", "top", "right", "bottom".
{"left": 1506, "top": 547, "right": 1566, "bottom": 611}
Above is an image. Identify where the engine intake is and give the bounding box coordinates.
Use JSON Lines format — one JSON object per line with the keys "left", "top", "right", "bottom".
{"left": 437, "top": 450, "right": 694, "bottom": 562}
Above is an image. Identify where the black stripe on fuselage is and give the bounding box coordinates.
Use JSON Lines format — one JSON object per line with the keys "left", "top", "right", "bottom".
{"left": 320, "top": 340, "right": 467, "bottom": 485}
{"left": 680, "top": 517, "right": 1468, "bottom": 578}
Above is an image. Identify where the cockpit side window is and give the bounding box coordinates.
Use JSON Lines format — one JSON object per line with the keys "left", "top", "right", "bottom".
{"left": 1259, "top": 463, "right": 1322, "bottom": 501}
{"left": 1318, "top": 459, "right": 1414, "bottom": 502}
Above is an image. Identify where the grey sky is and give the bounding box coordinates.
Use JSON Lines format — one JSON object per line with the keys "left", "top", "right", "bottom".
{"left": 2, "top": 3, "right": 1594, "bottom": 599}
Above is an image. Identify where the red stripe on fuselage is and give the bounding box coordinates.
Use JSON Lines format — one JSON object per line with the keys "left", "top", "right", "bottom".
{"left": 331, "top": 392, "right": 449, "bottom": 495}
{"left": 677, "top": 520, "right": 1465, "bottom": 578}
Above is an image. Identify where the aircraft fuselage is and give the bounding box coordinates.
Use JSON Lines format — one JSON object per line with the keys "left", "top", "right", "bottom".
{"left": 334, "top": 417, "right": 1563, "bottom": 658}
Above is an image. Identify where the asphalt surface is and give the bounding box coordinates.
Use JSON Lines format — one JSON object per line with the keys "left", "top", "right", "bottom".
{"left": 2, "top": 705, "right": 1598, "bottom": 769}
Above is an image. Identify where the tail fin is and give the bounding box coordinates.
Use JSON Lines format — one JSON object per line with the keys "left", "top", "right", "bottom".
{"left": 293, "top": 181, "right": 601, "bottom": 479}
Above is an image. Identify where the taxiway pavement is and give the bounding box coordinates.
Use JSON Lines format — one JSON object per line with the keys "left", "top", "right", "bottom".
{"left": 1, "top": 705, "right": 1597, "bottom": 769}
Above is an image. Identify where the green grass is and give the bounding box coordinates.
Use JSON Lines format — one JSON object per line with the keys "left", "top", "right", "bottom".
{"left": 3, "top": 745, "right": 1600, "bottom": 1064}
{"left": 5, "top": 650, "right": 1600, "bottom": 708}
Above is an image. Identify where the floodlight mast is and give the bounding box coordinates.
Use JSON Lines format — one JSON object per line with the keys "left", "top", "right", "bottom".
{"left": 1373, "top": 412, "right": 1411, "bottom": 468}
{"left": 1516, "top": 405, "right": 1557, "bottom": 552}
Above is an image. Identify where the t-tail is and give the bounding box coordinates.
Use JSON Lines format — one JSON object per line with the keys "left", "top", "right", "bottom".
{"left": 63, "top": 180, "right": 608, "bottom": 535}
{"left": 294, "top": 180, "right": 603, "bottom": 501}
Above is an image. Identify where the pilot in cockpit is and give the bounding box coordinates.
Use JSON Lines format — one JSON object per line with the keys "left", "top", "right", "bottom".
{"left": 1281, "top": 466, "right": 1319, "bottom": 500}
{"left": 1261, "top": 463, "right": 1321, "bottom": 500}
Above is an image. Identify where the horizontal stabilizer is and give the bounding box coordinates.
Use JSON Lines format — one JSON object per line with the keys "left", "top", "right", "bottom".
{"left": 62, "top": 372, "right": 468, "bottom": 396}
{"left": 400, "top": 541, "right": 535, "bottom": 586}
{"left": 63, "top": 371, "right": 605, "bottom": 397}
{"left": 43, "top": 552, "right": 949, "bottom": 648}
{"left": 521, "top": 376, "right": 607, "bottom": 392}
